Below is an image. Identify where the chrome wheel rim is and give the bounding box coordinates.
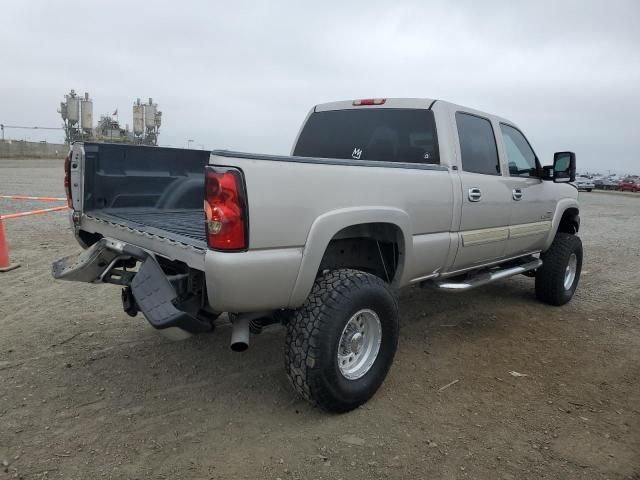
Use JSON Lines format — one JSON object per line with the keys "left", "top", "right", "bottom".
{"left": 337, "top": 309, "right": 382, "bottom": 380}
{"left": 564, "top": 253, "right": 578, "bottom": 290}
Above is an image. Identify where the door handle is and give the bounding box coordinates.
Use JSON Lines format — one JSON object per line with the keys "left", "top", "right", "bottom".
{"left": 468, "top": 187, "right": 482, "bottom": 202}
{"left": 512, "top": 189, "right": 523, "bottom": 201}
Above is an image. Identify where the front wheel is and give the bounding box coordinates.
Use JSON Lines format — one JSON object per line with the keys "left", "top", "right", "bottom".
{"left": 535, "top": 233, "right": 583, "bottom": 306}
{"left": 285, "top": 269, "right": 398, "bottom": 412}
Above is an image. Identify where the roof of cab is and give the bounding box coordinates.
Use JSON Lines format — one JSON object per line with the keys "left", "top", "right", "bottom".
{"left": 315, "top": 98, "right": 435, "bottom": 112}
{"left": 314, "top": 97, "right": 517, "bottom": 130}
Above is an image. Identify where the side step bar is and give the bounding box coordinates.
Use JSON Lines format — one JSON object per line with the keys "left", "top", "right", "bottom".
{"left": 435, "top": 258, "right": 542, "bottom": 292}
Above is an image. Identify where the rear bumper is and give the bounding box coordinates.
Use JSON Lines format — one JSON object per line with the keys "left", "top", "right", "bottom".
{"left": 62, "top": 219, "right": 305, "bottom": 314}
{"left": 52, "top": 238, "right": 210, "bottom": 337}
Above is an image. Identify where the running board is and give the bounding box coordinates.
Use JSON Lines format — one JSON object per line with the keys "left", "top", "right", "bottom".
{"left": 435, "top": 258, "right": 542, "bottom": 292}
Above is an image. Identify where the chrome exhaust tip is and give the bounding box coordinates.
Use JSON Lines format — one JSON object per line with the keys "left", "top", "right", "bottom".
{"left": 230, "top": 316, "right": 250, "bottom": 352}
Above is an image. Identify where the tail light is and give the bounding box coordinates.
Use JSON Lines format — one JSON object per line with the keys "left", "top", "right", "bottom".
{"left": 63, "top": 153, "right": 72, "bottom": 208}
{"left": 204, "top": 166, "right": 248, "bottom": 251}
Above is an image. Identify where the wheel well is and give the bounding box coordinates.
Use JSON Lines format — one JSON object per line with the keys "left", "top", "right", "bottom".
{"left": 318, "top": 223, "right": 403, "bottom": 283}
{"left": 558, "top": 208, "right": 580, "bottom": 234}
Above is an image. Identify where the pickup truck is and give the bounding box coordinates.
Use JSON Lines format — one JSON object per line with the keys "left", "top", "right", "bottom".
{"left": 53, "top": 97, "right": 582, "bottom": 412}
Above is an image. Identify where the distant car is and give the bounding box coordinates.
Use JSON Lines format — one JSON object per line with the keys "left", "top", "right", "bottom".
{"left": 619, "top": 177, "right": 640, "bottom": 192}
{"left": 574, "top": 176, "right": 595, "bottom": 192}
{"left": 594, "top": 176, "right": 620, "bottom": 190}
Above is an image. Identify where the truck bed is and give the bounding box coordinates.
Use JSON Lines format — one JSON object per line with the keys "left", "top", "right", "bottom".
{"left": 75, "top": 143, "right": 212, "bottom": 252}
{"left": 90, "top": 208, "right": 207, "bottom": 248}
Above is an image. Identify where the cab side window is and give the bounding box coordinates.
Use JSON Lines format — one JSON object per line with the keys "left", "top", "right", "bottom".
{"left": 500, "top": 124, "right": 538, "bottom": 177}
{"left": 455, "top": 112, "right": 500, "bottom": 175}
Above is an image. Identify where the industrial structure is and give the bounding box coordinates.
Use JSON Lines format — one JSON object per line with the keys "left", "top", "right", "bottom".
{"left": 58, "top": 90, "right": 161, "bottom": 145}
{"left": 132, "top": 98, "right": 162, "bottom": 145}
{"left": 59, "top": 90, "right": 88, "bottom": 144}
{"left": 93, "top": 115, "right": 130, "bottom": 143}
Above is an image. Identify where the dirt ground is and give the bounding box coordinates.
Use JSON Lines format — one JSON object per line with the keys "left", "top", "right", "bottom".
{"left": 1, "top": 159, "right": 638, "bottom": 480}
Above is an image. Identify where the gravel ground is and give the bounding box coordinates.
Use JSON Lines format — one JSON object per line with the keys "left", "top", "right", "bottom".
{"left": 1, "top": 159, "right": 638, "bottom": 480}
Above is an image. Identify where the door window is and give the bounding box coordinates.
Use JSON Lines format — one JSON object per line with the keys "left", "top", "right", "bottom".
{"left": 455, "top": 112, "right": 500, "bottom": 175}
{"left": 500, "top": 124, "right": 538, "bottom": 177}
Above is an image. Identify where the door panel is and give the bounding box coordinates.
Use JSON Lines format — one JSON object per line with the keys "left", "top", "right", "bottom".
{"left": 453, "top": 172, "right": 512, "bottom": 268}
{"left": 497, "top": 124, "right": 556, "bottom": 257}
{"left": 451, "top": 112, "right": 512, "bottom": 270}
{"left": 504, "top": 177, "right": 555, "bottom": 256}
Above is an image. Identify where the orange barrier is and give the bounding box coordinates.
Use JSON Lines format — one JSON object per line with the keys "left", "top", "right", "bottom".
{"left": 0, "top": 205, "right": 69, "bottom": 220}
{"left": 0, "top": 195, "right": 66, "bottom": 202}
{"left": 0, "top": 217, "right": 20, "bottom": 272}
{"left": 0, "top": 204, "right": 69, "bottom": 273}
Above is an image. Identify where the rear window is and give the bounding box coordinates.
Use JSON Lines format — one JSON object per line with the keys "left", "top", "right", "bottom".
{"left": 293, "top": 108, "right": 439, "bottom": 164}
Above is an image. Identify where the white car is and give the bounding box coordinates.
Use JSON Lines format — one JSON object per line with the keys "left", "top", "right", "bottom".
{"left": 574, "top": 176, "right": 595, "bottom": 191}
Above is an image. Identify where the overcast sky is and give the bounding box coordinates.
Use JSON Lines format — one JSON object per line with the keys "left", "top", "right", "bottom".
{"left": 1, "top": 0, "right": 638, "bottom": 173}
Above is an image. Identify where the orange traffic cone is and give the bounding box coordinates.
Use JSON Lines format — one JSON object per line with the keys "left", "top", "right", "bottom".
{"left": 0, "top": 217, "right": 20, "bottom": 272}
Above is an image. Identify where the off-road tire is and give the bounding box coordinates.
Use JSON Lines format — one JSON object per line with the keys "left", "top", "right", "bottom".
{"left": 535, "top": 233, "right": 582, "bottom": 306}
{"left": 285, "top": 269, "right": 398, "bottom": 412}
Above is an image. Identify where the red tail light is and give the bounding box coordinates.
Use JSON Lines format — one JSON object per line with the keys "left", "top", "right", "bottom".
{"left": 204, "top": 166, "right": 248, "bottom": 251}
{"left": 63, "top": 153, "right": 72, "bottom": 208}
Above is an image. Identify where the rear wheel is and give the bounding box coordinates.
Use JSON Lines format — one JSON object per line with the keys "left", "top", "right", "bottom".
{"left": 535, "top": 233, "right": 582, "bottom": 306}
{"left": 284, "top": 269, "right": 398, "bottom": 412}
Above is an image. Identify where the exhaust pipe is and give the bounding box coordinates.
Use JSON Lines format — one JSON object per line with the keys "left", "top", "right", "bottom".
{"left": 230, "top": 315, "right": 251, "bottom": 352}
{"left": 229, "top": 312, "right": 276, "bottom": 352}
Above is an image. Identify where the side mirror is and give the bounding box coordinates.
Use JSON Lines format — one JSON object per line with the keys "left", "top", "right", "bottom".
{"left": 553, "top": 151, "right": 576, "bottom": 183}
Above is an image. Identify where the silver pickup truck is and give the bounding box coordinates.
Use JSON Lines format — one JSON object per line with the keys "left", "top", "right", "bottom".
{"left": 53, "top": 97, "right": 582, "bottom": 412}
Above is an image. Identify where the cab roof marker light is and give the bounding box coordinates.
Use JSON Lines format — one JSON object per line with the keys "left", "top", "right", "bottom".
{"left": 353, "top": 98, "right": 386, "bottom": 106}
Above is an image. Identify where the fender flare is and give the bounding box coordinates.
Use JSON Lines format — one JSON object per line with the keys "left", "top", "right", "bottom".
{"left": 287, "top": 207, "right": 412, "bottom": 307}
{"left": 542, "top": 198, "right": 580, "bottom": 251}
